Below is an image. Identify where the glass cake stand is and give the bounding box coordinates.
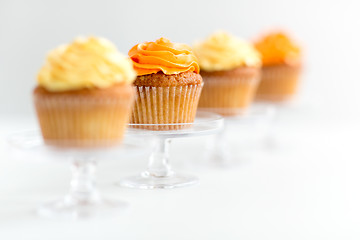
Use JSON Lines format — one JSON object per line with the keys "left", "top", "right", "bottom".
{"left": 199, "top": 104, "right": 276, "bottom": 167}
{"left": 254, "top": 98, "right": 311, "bottom": 149}
{"left": 7, "top": 130, "right": 148, "bottom": 219}
{"left": 118, "top": 111, "right": 224, "bottom": 189}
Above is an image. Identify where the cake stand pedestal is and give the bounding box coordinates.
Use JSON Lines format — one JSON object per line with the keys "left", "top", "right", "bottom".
{"left": 7, "top": 130, "right": 148, "bottom": 219}
{"left": 118, "top": 111, "right": 224, "bottom": 189}
{"left": 200, "top": 104, "right": 276, "bottom": 167}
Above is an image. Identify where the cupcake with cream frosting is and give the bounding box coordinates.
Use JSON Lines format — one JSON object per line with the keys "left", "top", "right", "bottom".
{"left": 193, "top": 31, "right": 261, "bottom": 115}
{"left": 128, "top": 37, "right": 203, "bottom": 130}
{"left": 34, "top": 36, "right": 136, "bottom": 147}
{"left": 254, "top": 31, "right": 302, "bottom": 101}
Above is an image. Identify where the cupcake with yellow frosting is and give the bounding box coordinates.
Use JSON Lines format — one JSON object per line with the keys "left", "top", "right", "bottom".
{"left": 254, "top": 31, "right": 302, "bottom": 101}
{"left": 34, "top": 36, "right": 136, "bottom": 147}
{"left": 128, "top": 38, "right": 203, "bottom": 130}
{"left": 193, "top": 31, "right": 261, "bottom": 116}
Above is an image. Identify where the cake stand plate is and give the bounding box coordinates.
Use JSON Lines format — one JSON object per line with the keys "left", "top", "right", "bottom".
{"left": 118, "top": 111, "right": 224, "bottom": 189}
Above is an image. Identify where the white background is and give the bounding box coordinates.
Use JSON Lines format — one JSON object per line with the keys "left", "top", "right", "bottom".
{"left": 1, "top": 0, "right": 360, "bottom": 115}
{"left": 1, "top": 0, "right": 360, "bottom": 239}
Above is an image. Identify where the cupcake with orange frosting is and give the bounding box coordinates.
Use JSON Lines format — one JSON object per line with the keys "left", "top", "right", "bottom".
{"left": 193, "top": 32, "right": 261, "bottom": 116}
{"left": 34, "top": 36, "right": 136, "bottom": 147}
{"left": 254, "top": 31, "right": 302, "bottom": 101}
{"left": 128, "top": 38, "right": 203, "bottom": 130}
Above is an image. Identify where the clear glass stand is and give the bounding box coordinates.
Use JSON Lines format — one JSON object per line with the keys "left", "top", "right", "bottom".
{"left": 118, "top": 111, "right": 224, "bottom": 189}
{"left": 254, "top": 99, "right": 310, "bottom": 149}
{"left": 7, "top": 130, "right": 147, "bottom": 219}
{"left": 200, "top": 104, "right": 276, "bottom": 167}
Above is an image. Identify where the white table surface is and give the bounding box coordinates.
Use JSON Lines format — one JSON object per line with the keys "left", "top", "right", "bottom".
{"left": 0, "top": 104, "right": 359, "bottom": 240}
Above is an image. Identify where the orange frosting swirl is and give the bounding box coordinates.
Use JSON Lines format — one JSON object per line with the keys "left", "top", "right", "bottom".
{"left": 128, "top": 38, "right": 200, "bottom": 76}
{"left": 255, "top": 32, "right": 301, "bottom": 66}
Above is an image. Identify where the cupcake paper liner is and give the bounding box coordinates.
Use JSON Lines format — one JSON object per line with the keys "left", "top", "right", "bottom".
{"left": 34, "top": 90, "right": 134, "bottom": 148}
{"left": 130, "top": 84, "right": 203, "bottom": 130}
{"left": 256, "top": 64, "right": 301, "bottom": 102}
{"left": 198, "top": 75, "right": 260, "bottom": 116}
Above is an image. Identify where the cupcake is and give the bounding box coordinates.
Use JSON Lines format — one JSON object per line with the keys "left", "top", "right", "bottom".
{"left": 128, "top": 38, "right": 203, "bottom": 130}
{"left": 254, "top": 31, "right": 302, "bottom": 101}
{"left": 34, "top": 37, "right": 136, "bottom": 147}
{"left": 193, "top": 31, "right": 261, "bottom": 116}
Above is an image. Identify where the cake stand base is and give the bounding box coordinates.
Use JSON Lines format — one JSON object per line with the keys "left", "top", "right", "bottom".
{"left": 200, "top": 104, "right": 276, "bottom": 167}
{"left": 120, "top": 172, "right": 198, "bottom": 189}
{"left": 7, "top": 131, "right": 148, "bottom": 219}
{"left": 118, "top": 111, "right": 224, "bottom": 189}
{"left": 37, "top": 195, "right": 127, "bottom": 219}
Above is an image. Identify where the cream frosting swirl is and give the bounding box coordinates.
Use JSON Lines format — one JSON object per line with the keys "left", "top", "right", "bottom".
{"left": 193, "top": 31, "right": 261, "bottom": 71}
{"left": 37, "top": 36, "right": 136, "bottom": 92}
{"left": 128, "top": 38, "right": 200, "bottom": 76}
{"left": 254, "top": 31, "right": 301, "bottom": 66}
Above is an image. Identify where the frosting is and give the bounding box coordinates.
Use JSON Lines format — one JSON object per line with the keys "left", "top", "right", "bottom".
{"left": 128, "top": 38, "right": 200, "bottom": 76}
{"left": 193, "top": 31, "right": 261, "bottom": 72}
{"left": 37, "top": 36, "right": 136, "bottom": 92}
{"left": 255, "top": 32, "right": 301, "bottom": 66}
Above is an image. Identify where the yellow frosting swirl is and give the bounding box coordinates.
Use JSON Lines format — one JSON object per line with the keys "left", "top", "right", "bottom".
{"left": 37, "top": 36, "right": 136, "bottom": 92}
{"left": 193, "top": 31, "right": 261, "bottom": 71}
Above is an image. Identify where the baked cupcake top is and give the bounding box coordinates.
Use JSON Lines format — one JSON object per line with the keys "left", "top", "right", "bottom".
{"left": 37, "top": 36, "right": 136, "bottom": 92}
{"left": 254, "top": 31, "right": 301, "bottom": 66}
{"left": 193, "top": 31, "right": 261, "bottom": 72}
{"left": 128, "top": 38, "right": 200, "bottom": 76}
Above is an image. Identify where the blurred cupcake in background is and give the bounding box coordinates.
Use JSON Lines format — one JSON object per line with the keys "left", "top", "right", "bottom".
{"left": 34, "top": 36, "right": 136, "bottom": 147}
{"left": 193, "top": 31, "right": 261, "bottom": 116}
{"left": 128, "top": 37, "right": 203, "bottom": 130}
{"left": 254, "top": 31, "right": 302, "bottom": 102}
